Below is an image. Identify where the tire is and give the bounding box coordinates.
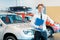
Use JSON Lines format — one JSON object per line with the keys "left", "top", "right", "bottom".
{"left": 47, "top": 27, "right": 54, "bottom": 37}
{"left": 4, "top": 35, "right": 17, "bottom": 40}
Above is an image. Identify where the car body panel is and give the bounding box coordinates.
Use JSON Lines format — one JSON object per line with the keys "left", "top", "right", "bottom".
{"left": 0, "top": 14, "right": 34, "bottom": 40}
{"left": 46, "top": 20, "right": 60, "bottom": 32}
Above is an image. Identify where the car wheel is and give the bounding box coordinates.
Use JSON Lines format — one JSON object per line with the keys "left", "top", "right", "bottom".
{"left": 47, "top": 28, "right": 54, "bottom": 37}
{"left": 4, "top": 36, "right": 17, "bottom": 40}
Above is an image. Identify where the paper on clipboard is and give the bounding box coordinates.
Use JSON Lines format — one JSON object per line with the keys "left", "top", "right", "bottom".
{"left": 35, "top": 18, "right": 44, "bottom": 26}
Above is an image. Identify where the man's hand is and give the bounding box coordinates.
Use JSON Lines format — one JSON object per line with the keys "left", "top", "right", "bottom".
{"left": 39, "top": 25, "right": 43, "bottom": 29}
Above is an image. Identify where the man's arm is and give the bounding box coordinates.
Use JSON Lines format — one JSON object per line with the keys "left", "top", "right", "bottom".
{"left": 30, "top": 14, "right": 39, "bottom": 28}
{"left": 46, "top": 15, "right": 54, "bottom": 25}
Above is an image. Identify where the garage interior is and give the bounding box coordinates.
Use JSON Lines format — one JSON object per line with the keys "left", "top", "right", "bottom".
{"left": 0, "top": 0, "right": 60, "bottom": 40}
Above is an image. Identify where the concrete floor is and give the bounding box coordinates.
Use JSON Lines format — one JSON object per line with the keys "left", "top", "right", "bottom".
{"left": 48, "top": 37, "right": 54, "bottom": 40}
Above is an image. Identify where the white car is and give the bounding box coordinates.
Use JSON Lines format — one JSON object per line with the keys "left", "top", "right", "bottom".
{"left": 0, "top": 13, "right": 34, "bottom": 40}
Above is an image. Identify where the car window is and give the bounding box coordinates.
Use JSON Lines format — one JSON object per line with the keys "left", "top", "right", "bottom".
{"left": 15, "top": 15, "right": 22, "bottom": 21}
{"left": 1, "top": 15, "right": 29, "bottom": 24}
{"left": 1, "top": 16, "right": 11, "bottom": 24}
{"left": 8, "top": 15, "right": 23, "bottom": 23}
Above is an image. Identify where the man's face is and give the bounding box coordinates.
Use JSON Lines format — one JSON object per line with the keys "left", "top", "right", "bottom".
{"left": 38, "top": 6, "right": 43, "bottom": 13}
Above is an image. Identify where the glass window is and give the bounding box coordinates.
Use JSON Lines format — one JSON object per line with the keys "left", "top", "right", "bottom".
{"left": 8, "top": 15, "right": 23, "bottom": 23}
{"left": 1, "top": 16, "right": 11, "bottom": 24}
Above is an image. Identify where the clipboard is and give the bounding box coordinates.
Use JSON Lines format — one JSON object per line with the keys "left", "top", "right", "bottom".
{"left": 35, "top": 18, "right": 44, "bottom": 26}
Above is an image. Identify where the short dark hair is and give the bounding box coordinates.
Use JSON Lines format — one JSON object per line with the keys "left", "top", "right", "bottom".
{"left": 37, "top": 4, "right": 44, "bottom": 9}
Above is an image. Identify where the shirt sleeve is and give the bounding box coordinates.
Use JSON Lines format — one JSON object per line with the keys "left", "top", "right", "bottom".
{"left": 30, "top": 14, "right": 39, "bottom": 28}
{"left": 47, "top": 15, "right": 54, "bottom": 24}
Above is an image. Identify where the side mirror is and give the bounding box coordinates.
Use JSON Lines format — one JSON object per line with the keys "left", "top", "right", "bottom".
{"left": 0, "top": 24, "right": 2, "bottom": 26}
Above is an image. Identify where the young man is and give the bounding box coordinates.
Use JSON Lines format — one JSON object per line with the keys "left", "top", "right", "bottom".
{"left": 30, "top": 4, "right": 54, "bottom": 40}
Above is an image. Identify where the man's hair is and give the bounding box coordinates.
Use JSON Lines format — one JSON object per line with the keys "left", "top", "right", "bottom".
{"left": 37, "top": 4, "right": 44, "bottom": 9}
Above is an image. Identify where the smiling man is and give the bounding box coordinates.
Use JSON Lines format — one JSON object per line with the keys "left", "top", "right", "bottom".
{"left": 30, "top": 4, "right": 54, "bottom": 40}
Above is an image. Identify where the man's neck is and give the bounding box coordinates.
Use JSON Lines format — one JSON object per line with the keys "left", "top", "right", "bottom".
{"left": 38, "top": 11, "right": 42, "bottom": 14}
{"left": 38, "top": 12, "right": 42, "bottom": 15}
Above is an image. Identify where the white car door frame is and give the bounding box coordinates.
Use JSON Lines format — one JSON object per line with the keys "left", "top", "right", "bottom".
{"left": 0, "top": 19, "right": 6, "bottom": 40}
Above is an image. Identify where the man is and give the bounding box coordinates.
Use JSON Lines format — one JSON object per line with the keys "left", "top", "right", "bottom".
{"left": 30, "top": 4, "right": 54, "bottom": 40}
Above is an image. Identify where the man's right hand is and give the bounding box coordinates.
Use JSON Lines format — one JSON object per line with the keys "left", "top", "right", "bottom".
{"left": 39, "top": 25, "right": 43, "bottom": 29}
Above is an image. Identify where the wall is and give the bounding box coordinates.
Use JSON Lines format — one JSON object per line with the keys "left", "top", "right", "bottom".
{"left": 46, "top": 6, "right": 60, "bottom": 23}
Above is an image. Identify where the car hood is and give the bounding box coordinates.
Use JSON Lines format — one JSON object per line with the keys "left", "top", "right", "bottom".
{"left": 7, "top": 22, "right": 33, "bottom": 29}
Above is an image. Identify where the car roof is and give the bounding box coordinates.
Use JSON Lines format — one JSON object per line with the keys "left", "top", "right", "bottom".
{"left": 0, "top": 12, "right": 16, "bottom": 15}
{"left": 0, "top": 12, "right": 17, "bottom": 18}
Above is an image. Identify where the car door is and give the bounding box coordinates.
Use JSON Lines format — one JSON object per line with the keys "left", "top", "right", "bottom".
{"left": 0, "top": 19, "right": 6, "bottom": 40}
